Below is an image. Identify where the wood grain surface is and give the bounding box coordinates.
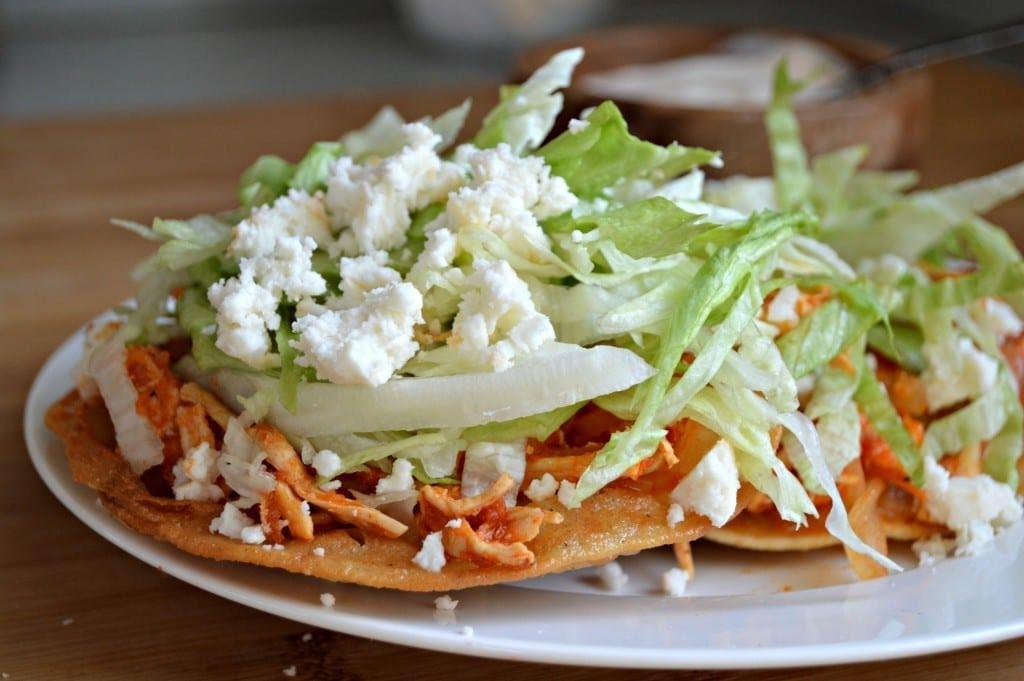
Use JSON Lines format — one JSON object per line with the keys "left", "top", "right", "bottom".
{"left": 2, "top": 61, "right": 1023, "bottom": 681}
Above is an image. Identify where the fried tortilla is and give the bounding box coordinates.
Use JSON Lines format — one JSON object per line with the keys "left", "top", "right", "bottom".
{"left": 47, "top": 390, "right": 753, "bottom": 591}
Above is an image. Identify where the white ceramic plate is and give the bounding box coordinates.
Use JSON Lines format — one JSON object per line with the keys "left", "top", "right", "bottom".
{"left": 24, "top": 323, "right": 1024, "bottom": 669}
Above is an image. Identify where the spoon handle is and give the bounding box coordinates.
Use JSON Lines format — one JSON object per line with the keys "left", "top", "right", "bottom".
{"left": 839, "top": 17, "right": 1024, "bottom": 95}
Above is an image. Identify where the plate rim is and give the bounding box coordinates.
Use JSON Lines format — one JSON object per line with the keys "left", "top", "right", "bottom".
{"left": 22, "top": 321, "right": 1024, "bottom": 670}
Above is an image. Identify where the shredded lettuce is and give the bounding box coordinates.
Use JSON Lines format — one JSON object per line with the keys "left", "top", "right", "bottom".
{"left": 683, "top": 385, "right": 816, "bottom": 524}
{"left": 473, "top": 48, "right": 582, "bottom": 155}
{"left": 853, "top": 355, "right": 923, "bottom": 486}
{"left": 274, "top": 308, "right": 305, "bottom": 414}
{"left": 152, "top": 216, "right": 232, "bottom": 271}
{"left": 780, "top": 411, "right": 900, "bottom": 571}
{"left": 546, "top": 197, "right": 705, "bottom": 258}
{"left": 766, "top": 62, "right": 811, "bottom": 211}
{"left": 539, "top": 101, "right": 718, "bottom": 199}
{"left": 238, "top": 155, "right": 294, "bottom": 209}
{"left": 463, "top": 403, "right": 583, "bottom": 443}
{"left": 921, "top": 367, "right": 1012, "bottom": 460}
{"left": 289, "top": 142, "right": 345, "bottom": 193}
{"left": 778, "top": 282, "right": 888, "bottom": 379}
{"left": 574, "top": 211, "right": 811, "bottom": 502}
{"left": 655, "top": 278, "right": 763, "bottom": 422}
{"left": 866, "top": 322, "right": 925, "bottom": 373}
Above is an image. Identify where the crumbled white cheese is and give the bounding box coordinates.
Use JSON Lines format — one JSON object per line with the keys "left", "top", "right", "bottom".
{"left": 524, "top": 473, "right": 559, "bottom": 502}
{"left": 230, "top": 188, "right": 331, "bottom": 259}
{"left": 412, "top": 531, "right": 447, "bottom": 572}
{"left": 666, "top": 502, "right": 685, "bottom": 528}
{"left": 912, "top": 534, "right": 952, "bottom": 566}
{"left": 240, "top": 525, "right": 266, "bottom": 545}
{"left": 207, "top": 270, "right": 281, "bottom": 369}
{"left": 313, "top": 546, "right": 326, "bottom": 558}
{"left": 765, "top": 285, "right": 800, "bottom": 326}
{"left": 172, "top": 442, "right": 224, "bottom": 502}
{"left": 421, "top": 227, "right": 459, "bottom": 271}
{"left": 662, "top": 567, "right": 689, "bottom": 597}
{"left": 921, "top": 458, "right": 1022, "bottom": 556}
{"left": 211, "top": 189, "right": 333, "bottom": 369}
{"left": 597, "top": 561, "right": 629, "bottom": 591}
{"left": 445, "top": 518, "right": 464, "bottom": 529}
{"left": 311, "top": 448, "right": 342, "bottom": 479}
{"left": 210, "top": 503, "right": 264, "bottom": 544}
{"left": 460, "top": 440, "right": 526, "bottom": 506}
{"left": 434, "top": 594, "right": 459, "bottom": 611}
{"left": 556, "top": 479, "right": 579, "bottom": 509}
{"left": 324, "top": 122, "right": 463, "bottom": 255}
{"left": 567, "top": 117, "right": 590, "bottom": 134}
{"left": 448, "top": 260, "right": 555, "bottom": 371}
{"left": 243, "top": 234, "right": 326, "bottom": 302}
{"left": 292, "top": 281, "right": 423, "bottom": 386}
{"left": 670, "top": 439, "right": 740, "bottom": 528}
{"left": 454, "top": 143, "right": 576, "bottom": 221}
{"left": 921, "top": 337, "right": 999, "bottom": 411}
{"left": 970, "top": 298, "right": 1024, "bottom": 344}
{"left": 376, "top": 458, "right": 416, "bottom": 495}
{"left": 337, "top": 252, "right": 403, "bottom": 307}
{"left": 319, "top": 592, "right": 336, "bottom": 608}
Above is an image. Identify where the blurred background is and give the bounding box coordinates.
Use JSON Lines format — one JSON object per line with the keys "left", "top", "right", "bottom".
{"left": 2, "top": 0, "right": 1023, "bottom": 119}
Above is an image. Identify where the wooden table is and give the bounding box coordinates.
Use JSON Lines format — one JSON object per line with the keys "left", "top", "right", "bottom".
{"left": 2, "top": 60, "right": 1023, "bottom": 681}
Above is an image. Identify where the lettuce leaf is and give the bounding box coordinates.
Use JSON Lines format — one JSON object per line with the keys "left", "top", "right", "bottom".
{"left": 778, "top": 281, "right": 888, "bottom": 378}
{"left": 655, "top": 278, "right": 763, "bottom": 422}
{"left": 921, "top": 367, "right": 1012, "bottom": 461}
{"left": 544, "top": 197, "right": 705, "bottom": 258}
{"left": 463, "top": 403, "right": 583, "bottom": 443}
{"left": 866, "top": 322, "right": 925, "bottom": 373}
{"left": 289, "top": 142, "right": 345, "bottom": 193}
{"left": 344, "top": 100, "right": 472, "bottom": 160}
{"left": 539, "top": 101, "right": 718, "bottom": 199}
{"left": 766, "top": 62, "right": 811, "bottom": 211}
{"left": 473, "top": 48, "right": 583, "bottom": 155}
{"left": 853, "top": 355, "right": 923, "bottom": 486}
{"left": 780, "top": 410, "right": 900, "bottom": 571}
{"left": 238, "top": 155, "right": 295, "bottom": 209}
{"left": 153, "top": 216, "right": 232, "bottom": 271}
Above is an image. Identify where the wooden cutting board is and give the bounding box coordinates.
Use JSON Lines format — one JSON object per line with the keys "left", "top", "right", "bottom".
{"left": 1, "top": 60, "right": 1023, "bottom": 680}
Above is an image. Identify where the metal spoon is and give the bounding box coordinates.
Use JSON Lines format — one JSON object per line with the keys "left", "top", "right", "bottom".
{"left": 828, "top": 17, "right": 1024, "bottom": 97}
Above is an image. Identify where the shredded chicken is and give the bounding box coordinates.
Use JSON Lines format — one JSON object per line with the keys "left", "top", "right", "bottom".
{"left": 247, "top": 423, "right": 408, "bottom": 539}
{"left": 442, "top": 519, "right": 535, "bottom": 568}
{"left": 673, "top": 541, "right": 695, "bottom": 579}
{"left": 419, "top": 474, "right": 515, "bottom": 524}
{"left": 179, "top": 382, "right": 233, "bottom": 429}
{"left": 271, "top": 483, "right": 314, "bottom": 541}
{"left": 175, "top": 403, "right": 216, "bottom": 453}
{"left": 418, "top": 475, "right": 563, "bottom": 568}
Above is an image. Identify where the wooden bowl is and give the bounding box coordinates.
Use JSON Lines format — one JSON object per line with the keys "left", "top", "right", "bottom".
{"left": 517, "top": 25, "right": 932, "bottom": 176}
